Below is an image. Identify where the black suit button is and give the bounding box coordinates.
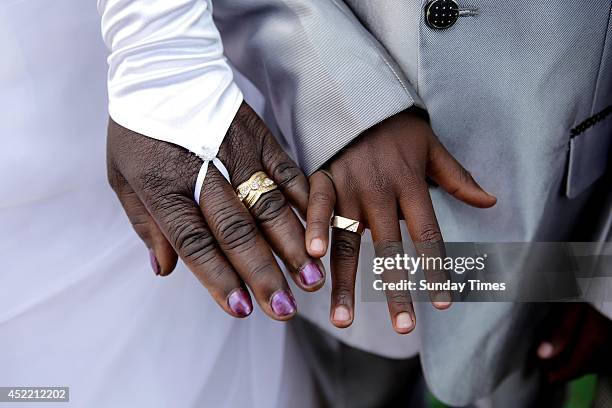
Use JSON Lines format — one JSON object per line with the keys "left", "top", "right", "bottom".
{"left": 425, "top": 0, "right": 460, "bottom": 29}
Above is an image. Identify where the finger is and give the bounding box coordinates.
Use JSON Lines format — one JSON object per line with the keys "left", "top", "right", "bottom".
{"left": 110, "top": 168, "right": 178, "bottom": 276}
{"left": 398, "top": 178, "right": 452, "bottom": 309}
{"left": 545, "top": 321, "right": 588, "bottom": 383}
{"left": 329, "top": 202, "right": 362, "bottom": 328}
{"left": 216, "top": 105, "right": 322, "bottom": 290}
{"left": 200, "top": 166, "right": 298, "bottom": 320}
{"left": 252, "top": 188, "right": 325, "bottom": 291}
{"left": 306, "top": 171, "right": 336, "bottom": 258}
{"left": 538, "top": 304, "right": 585, "bottom": 360}
{"left": 227, "top": 160, "right": 324, "bottom": 291}
{"left": 261, "top": 130, "right": 310, "bottom": 219}
{"left": 366, "top": 201, "right": 415, "bottom": 334}
{"left": 427, "top": 140, "right": 497, "bottom": 208}
{"left": 145, "top": 188, "right": 253, "bottom": 318}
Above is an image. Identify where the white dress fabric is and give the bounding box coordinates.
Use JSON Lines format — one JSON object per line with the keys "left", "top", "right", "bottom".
{"left": 98, "top": 0, "right": 242, "bottom": 162}
{"left": 0, "top": 2, "right": 313, "bottom": 407}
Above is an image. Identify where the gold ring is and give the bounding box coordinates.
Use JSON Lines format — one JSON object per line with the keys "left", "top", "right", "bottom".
{"left": 331, "top": 215, "right": 365, "bottom": 235}
{"left": 236, "top": 171, "right": 278, "bottom": 209}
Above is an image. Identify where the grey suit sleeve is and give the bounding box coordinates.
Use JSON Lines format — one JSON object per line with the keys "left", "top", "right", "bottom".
{"left": 213, "top": 0, "right": 424, "bottom": 175}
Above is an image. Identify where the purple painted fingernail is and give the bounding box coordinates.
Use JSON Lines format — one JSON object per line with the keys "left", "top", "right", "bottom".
{"left": 228, "top": 288, "right": 253, "bottom": 318}
{"left": 149, "top": 250, "right": 161, "bottom": 276}
{"left": 299, "top": 262, "right": 324, "bottom": 286}
{"left": 270, "top": 290, "right": 297, "bottom": 317}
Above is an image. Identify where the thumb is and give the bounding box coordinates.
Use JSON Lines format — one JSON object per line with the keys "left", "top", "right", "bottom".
{"left": 427, "top": 140, "right": 497, "bottom": 208}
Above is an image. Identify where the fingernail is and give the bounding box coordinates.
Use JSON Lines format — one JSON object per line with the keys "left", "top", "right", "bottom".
{"left": 538, "top": 342, "right": 554, "bottom": 359}
{"left": 228, "top": 288, "right": 253, "bottom": 318}
{"left": 149, "top": 250, "right": 161, "bottom": 276}
{"left": 433, "top": 301, "right": 452, "bottom": 309}
{"left": 395, "top": 312, "right": 415, "bottom": 332}
{"left": 299, "top": 262, "right": 324, "bottom": 286}
{"left": 433, "top": 292, "right": 452, "bottom": 309}
{"left": 310, "top": 238, "right": 326, "bottom": 254}
{"left": 333, "top": 305, "right": 351, "bottom": 323}
{"left": 271, "top": 290, "right": 297, "bottom": 317}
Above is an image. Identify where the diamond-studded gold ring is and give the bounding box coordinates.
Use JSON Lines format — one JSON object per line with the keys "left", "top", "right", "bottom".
{"left": 331, "top": 215, "right": 365, "bottom": 235}
{"left": 235, "top": 171, "right": 278, "bottom": 209}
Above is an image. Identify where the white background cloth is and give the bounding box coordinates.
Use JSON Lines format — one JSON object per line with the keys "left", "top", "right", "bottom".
{"left": 0, "top": 1, "right": 313, "bottom": 407}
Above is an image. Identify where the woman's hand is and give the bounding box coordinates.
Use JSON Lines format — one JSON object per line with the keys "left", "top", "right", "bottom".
{"left": 107, "top": 102, "right": 325, "bottom": 320}
{"left": 306, "top": 109, "right": 496, "bottom": 334}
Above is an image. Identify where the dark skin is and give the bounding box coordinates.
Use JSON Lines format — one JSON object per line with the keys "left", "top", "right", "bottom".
{"left": 536, "top": 303, "right": 612, "bottom": 383}
{"left": 107, "top": 102, "right": 324, "bottom": 321}
{"left": 306, "top": 109, "right": 497, "bottom": 334}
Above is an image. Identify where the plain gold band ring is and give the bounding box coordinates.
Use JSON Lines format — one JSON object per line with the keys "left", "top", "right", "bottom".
{"left": 331, "top": 215, "right": 365, "bottom": 235}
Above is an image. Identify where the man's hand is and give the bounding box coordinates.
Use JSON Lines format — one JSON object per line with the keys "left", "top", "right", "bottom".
{"left": 107, "top": 102, "right": 325, "bottom": 320}
{"left": 306, "top": 109, "right": 496, "bottom": 334}
{"left": 536, "top": 303, "right": 612, "bottom": 383}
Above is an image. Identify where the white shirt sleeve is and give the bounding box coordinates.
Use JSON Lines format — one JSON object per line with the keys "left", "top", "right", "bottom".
{"left": 97, "top": 0, "right": 243, "bottom": 161}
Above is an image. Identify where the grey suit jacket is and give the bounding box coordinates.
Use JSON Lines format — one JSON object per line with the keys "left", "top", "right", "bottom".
{"left": 214, "top": 0, "right": 612, "bottom": 404}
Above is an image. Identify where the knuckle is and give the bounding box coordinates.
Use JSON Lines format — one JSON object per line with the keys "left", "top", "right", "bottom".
{"left": 251, "top": 191, "right": 286, "bottom": 223}
{"left": 418, "top": 224, "right": 443, "bottom": 245}
{"left": 244, "top": 261, "right": 275, "bottom": 285}
{"left": 369, "top": 183, "right": 393, "bottom": 197}
{"left": 374, "top": 242, "right": 403, "bottom": 258}
{"left": 215, "top": 211, "right": 257, "bottom": 251}
{"left": 399, "top": 166, "right": 427, "bottom": 194}
{"left": 178, "top": 229, "right": 217, "bottom": 264}
{"left": 270, "top": 160, "right": 301, "bottom": 189}
{"left": 204, "top": 263, "right": 232, "bottom": 286}
{"left": 400, "top": 164, "right": 422, "bottom": 183}
{"left": 310, "top": 191, "right": 332, "bottom": 207}
{"left": 387, "top": 291, "right": 412, "bottom": 308}
{"left": 332, "top": 236, "right": 358, "bottom": 259}
{"left": 307, "top": 219, "right": 330, "bottom": 232}
{"left": 367, "top": 171, "right": 395, "bottom": 197}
